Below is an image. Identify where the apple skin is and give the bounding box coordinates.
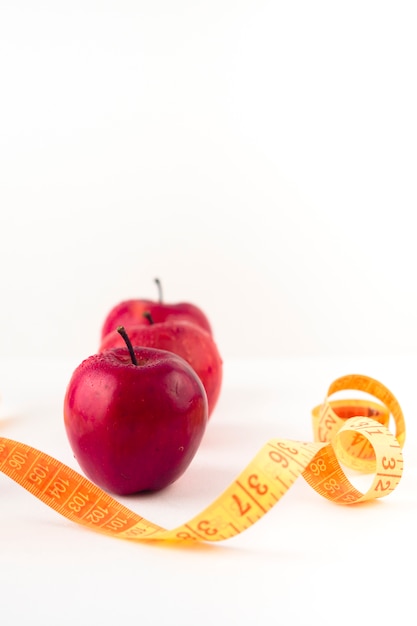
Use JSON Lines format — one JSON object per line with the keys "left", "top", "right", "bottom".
{"left": 63, "top": 346, "right": 208, "bottom": 495}
{"left": 100, "top": 299, "right": 212, "bottom": 340}
{"left": 99, "top": 320, "right": 223, "bottom": 418}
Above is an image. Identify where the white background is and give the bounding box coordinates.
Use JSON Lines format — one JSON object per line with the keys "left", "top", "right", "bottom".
{"left": 1, "top": 0, "right": 416, "bottom": 362}
{"left": 1, "top": 3, "right": 417, "bottom": 626}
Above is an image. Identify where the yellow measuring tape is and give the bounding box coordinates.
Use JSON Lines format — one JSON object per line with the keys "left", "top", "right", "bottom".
{"left": 0, "top": 374, "right": 405, "bottom": 544}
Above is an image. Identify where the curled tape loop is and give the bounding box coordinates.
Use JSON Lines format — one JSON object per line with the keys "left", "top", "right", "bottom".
{"left": 0, "top": 374, "right": 405, "bottom": 544}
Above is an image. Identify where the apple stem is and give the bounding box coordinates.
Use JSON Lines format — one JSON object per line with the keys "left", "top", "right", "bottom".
{"left": 143, "top": 311, "right": 155, "bottom": 325}
{"left": 117, "top": 326, "right": 138, "bottom": 365}
{"left": 154, "top": 278, "right": 163, "bottom": 303}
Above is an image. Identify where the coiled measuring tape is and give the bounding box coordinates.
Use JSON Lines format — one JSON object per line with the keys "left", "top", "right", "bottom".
{"left": 0, "top": 374, "right": 405, "bottom": 544}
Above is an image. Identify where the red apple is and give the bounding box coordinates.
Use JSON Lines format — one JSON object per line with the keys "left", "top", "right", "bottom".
{"left": 64, "top": 328, "right": 208, "bottom": 495}
{"left": 100, "top": 278, "right": 212, "bottom": 340}
{"left": 99, "top": 317, "right": 223, "bottom": 417}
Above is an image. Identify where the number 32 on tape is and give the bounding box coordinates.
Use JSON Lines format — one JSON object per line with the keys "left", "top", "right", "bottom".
{"left": 0, "top": 374, "right": 406, "bottom": 544}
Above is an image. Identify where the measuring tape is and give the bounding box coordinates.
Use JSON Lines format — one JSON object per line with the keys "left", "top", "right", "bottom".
{"left": 0, "top": 374, "right": 405, "bottom": 544}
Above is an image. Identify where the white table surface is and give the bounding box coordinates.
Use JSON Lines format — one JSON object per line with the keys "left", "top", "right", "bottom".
{"left": 1, "top": 355, "right": 415, "bottom": 625}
